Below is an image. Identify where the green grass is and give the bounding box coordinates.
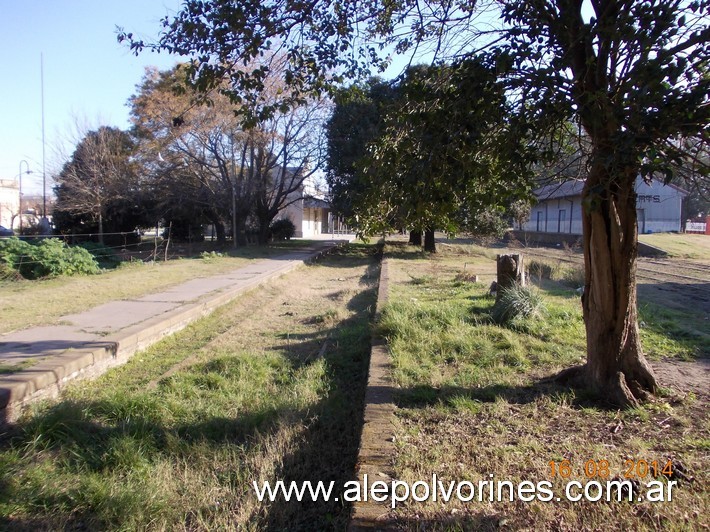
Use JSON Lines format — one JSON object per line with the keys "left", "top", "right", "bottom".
{"left": 0, "top": 360, "right": 37, "bottom": 374}
{"left": 638, "top": 233, "right": 710, "bottom": 259}
{"left": 0, "top": 243, "right": 378, "bottom": 530}
{"left": 0, "top": 241, "right": 326, "bottom": 335}
{"left": 380, "top": 270, "right": 586, "bottom": 398}
{"left": 382, "top": 241, "right": 708, "bottom": 530}
{"left": 639, "top": 302, "right": 710, "bottom": 360}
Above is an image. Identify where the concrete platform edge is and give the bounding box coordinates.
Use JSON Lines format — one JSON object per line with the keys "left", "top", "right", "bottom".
{"left": 349, "top": 245, "right": 398, "bottom": 530}
{"left": 0, "top": 244, "right": 338, "bottom": 424}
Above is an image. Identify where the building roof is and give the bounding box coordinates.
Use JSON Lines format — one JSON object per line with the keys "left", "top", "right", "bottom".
{"left": 533, "top": 176, "right": 689, "bottom": 201}
{"left": 533, "top": 180, "right": 585, "bottom": 200}
{"left": 303, "top": 196, "right": 330, "bottom": 209}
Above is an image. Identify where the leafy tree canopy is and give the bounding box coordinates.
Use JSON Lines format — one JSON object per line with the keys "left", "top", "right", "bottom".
{"left": 354, "top": 59, "right": 535, "bottom": 236}
{"left": 325, "top": 77, "right": 397, "bottom": 220}
{"left": 122, "top": 0, "right": 710, "bottom": 406}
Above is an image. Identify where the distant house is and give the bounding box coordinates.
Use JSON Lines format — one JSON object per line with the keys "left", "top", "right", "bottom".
{"left": 280, "top": 177, "right": 332, "bottom": 238}
{"left": 0, "top": 180, "right": 19, "bottom": 229}
{"left": 522, "top": 177, "right": 688, "bottom": 235}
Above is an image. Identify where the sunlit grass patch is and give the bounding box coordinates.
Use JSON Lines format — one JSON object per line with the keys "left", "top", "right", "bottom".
{"left": 381, "top": 276, "right": 585, "bottom": 392}
{"left": 384, "top": 242, "right": 708, "bottom": 530}
{"left": 639, "top": 303, "right": 709, "bottom": 360}
{"left": 0, "top": 243, "right": 378, "bottom": 530}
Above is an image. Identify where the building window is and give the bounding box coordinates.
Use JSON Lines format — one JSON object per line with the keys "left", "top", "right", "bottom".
{"left": 558, "top": 210, "right": 566, "bottom": 233}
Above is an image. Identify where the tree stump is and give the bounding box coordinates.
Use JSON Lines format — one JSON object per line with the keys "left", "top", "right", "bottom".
{"left": 496, "top": 253, "right": 525, "bottom": 303}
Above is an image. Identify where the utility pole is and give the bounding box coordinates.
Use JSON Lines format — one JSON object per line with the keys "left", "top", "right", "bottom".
{"left": 18, "top": 160, "right": 31, "bottom": 234}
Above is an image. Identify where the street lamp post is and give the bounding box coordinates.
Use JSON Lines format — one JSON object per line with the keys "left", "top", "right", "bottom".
{"left": 18, "top": 160, "right": 32, "bottom": 235}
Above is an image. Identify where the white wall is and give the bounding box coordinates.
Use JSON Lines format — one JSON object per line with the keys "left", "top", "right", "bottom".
{"left": 280, "top": 183, "right": 334, "bottom": 238}
{"left": 522, "top": 178, "right": 685, "bottom": 235}
{"left": 635, "top": 179, "right": 685, "bottom": 233}
{"left": 0, "top": 181, "right": 19, "bottom": 228}
{"left": 523, "top": 197, "right": 584, "bottom": 235}
{"left": 281, "top": 200, "right": 304, "bottom": 238}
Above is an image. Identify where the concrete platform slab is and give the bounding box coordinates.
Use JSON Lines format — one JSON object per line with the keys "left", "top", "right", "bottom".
{"left": 64, "top": 300, "right": 179, "bottom": 332}
{"left": 138, "top": 276, "right": 240, "bottom": 303}
{"left": 0, "top": 239, "right": 353, "bottom": 423}
{"left": 0, "top": 326, "right": 99, "bottom": 361}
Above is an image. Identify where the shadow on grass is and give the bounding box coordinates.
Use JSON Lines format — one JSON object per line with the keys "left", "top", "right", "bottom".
{"left": 437, "top": 236, "right": 510, "bottom": 249}
{"left": 0, "top": 250, "right": 381, "bottom": 531}
{"left": 382, "top": 241, "right": 430, "bottom": 261}
{"left": 395, "top": 375, "right": 603, "bottom": 411}
{"left": 257, "top": 261, "right": 380, "bottom": 530}
{"left": 392, "top": 513, "right": 502, "bottom": 531}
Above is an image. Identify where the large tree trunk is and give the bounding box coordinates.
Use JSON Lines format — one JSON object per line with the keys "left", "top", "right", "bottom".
{"left": 580, "top": 164, "right": 657, "bottom": 407}
{"left": 423, "top": 227, "right": 436, "bottom": 253}
{"left": 214, "top": 221, "right": 226, "bottom": 244}
{"left": 257, "top": 219, "right": 271, "bottom": 245}
{"left": 235, "top": 218, "right": 248, "bottom": 247}
{"left": 98, "top": 213, "right": 104, "bottom": 245}
{"left": 409, "top": 229, "right": 422, "bottom": 246}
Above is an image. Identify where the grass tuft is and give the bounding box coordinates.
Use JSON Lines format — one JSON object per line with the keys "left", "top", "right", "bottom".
{"left": 491, "top": 284, "right": 546, "bottom": 325}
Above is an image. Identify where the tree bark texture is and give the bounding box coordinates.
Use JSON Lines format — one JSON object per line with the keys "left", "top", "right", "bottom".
{"left": 235, "top": 218, "right": 248, "bottom": 247}
{"left": 581, "top": 165, "right": 657, "bottom": 407}
{"left": 424, "top": 228, "right": 436, "bottom": 253}
{"left": 257, "top": 223, "right": 271, "bottom": 245}
{"left": 214, "top": 221, "right": 226, "bottom": 244}
{"left": 98, "top": 213, "right": 104, "bottom": 245}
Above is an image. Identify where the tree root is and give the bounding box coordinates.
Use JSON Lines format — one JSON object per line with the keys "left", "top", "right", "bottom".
{"left": 608, "top": 371, "right": 640, "bottom": 409}
{"left": 550, "top": 364, "right": 656, "bottom": 409}
{"left": 550, "top": 364, "right": 586, "bottom": 387}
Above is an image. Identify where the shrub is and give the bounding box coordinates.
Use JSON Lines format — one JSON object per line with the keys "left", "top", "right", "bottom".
{"left": 270, "top": 218, "right": 296, "bottom": 241}
{"left": 0, "top": 238, "right": 35, "bottom": 277}
{"left": 527, "top": 259, "right": 556, "bottom": 281}
{"left": 561, "top": 266, "right": 585, "bottom": 288}
{"left": 0, "top": 237, "right": 99, "bottom": 279}
{"left": 491, "top": 284, "right": 546, "bottom": 324}
{"left": 78, "top": 242, "right": 122, "bottom": 269}
{"left": 0, "top": 261, "right": 23, "bottom": 283}
{"left": 200, "top": 250, "right": 223, "bottom": 261}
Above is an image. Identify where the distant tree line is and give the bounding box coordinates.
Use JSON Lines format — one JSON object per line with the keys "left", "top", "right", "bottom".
{"left": 116, "top": 0, "right": 708, "bottom": 408}
{"left": 53, "top": 61, "right": 328, "bottom": 245}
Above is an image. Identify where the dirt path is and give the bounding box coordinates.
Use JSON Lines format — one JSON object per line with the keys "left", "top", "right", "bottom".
{"left": 651, "top": 358, "right": 710, "bottom": 399}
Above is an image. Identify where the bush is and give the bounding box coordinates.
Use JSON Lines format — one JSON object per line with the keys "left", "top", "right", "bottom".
{"left": 561, "top": 266, "right": 585, "bottom": 288}
{"left": 200, "top": 250, "right": 223, "bottom": 261}
{"left": 270, "top": 218, "right": 296, "bottom": 241}
{"left": 78, "top": 242, "right": 121, "bottom": 269}
{"left": 0, "top": 237, "right": 100, "bottom": 279}
{"left": 491, "top": 284, "right": 546, "bottom": 324}
{"left": 527, "top": 259, "right": 556, "bottom": 281}
{"left": 0, "top": 261, "right": 23, "bottom": 283}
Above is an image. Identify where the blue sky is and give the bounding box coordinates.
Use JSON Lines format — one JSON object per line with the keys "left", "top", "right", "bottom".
{"left": 0, "top": 0, "right": 183, "bottom": 193}
{"left": 0, "top": 0, "right": 420, "bottom": 196}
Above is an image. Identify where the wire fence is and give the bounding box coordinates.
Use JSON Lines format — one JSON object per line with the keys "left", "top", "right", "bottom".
{"left": 0, "top": 220, "right": 355, "bottom": 283}
{"left": 0, "top": 230, "right": 173, "bottom": 284}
